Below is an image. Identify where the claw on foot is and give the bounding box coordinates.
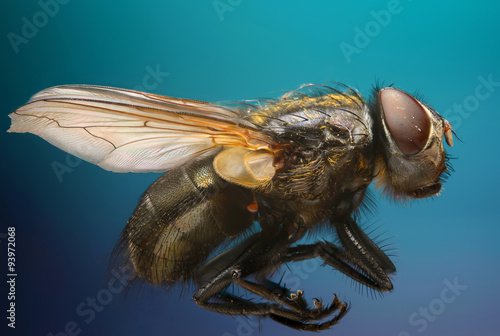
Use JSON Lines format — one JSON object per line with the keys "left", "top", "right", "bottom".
{"left": 313, "top": 298, "right": 324, "bottom": 310}
{"left": 289, "top": 289, "right": 304, "bottom": 301}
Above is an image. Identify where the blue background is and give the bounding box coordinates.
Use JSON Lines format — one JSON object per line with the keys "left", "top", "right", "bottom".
{"left": 1, "top": 0, "right": 499, "bottom": 335}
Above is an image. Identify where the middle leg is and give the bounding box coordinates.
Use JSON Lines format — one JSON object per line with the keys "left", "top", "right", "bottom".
{"left": 192, "top": 231, "right": 348, "bottom": 329}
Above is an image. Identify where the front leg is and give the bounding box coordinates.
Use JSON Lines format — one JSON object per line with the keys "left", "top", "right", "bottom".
{"left": 286, "top": 217, "right": 395, "bottom": 292}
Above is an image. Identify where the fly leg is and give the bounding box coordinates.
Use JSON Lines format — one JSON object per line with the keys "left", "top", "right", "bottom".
{"left": 285, "top": 216, "right": 395, "bottom": 292}
{"left": 192, "top": 231, "right": 348, "bottom": 330}
{"left": 232, "top": 275, "right": 347, "bottom": 320}
{"left": 211, "top": 292, "right": 348, "bottom": 331}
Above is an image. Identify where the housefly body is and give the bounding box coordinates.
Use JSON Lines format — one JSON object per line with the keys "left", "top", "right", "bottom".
{"left": 8, "top": 83, "right": 454, "bottom": 330}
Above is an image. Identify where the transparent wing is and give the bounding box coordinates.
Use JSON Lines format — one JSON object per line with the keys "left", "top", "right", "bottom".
{"left": 8, "top": 85, "right": 277, "bottom": 173}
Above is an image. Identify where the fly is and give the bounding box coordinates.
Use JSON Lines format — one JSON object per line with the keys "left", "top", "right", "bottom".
{"left": 8, "top": 83, "right": 454, "bottom": 331}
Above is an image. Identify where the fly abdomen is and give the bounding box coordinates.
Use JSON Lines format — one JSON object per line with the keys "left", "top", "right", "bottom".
{"left": 113, "top": 157, "right": 255, "bottom": 286}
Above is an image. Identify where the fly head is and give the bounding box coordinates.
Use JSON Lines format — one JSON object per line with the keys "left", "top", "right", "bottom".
{"left": 370, "top": 87, "right": 454, "bottom": 200}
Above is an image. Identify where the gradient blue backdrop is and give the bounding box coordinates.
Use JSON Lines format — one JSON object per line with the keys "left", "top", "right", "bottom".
{"left": 1, "top": 1, "right": 499, "bottom": 335}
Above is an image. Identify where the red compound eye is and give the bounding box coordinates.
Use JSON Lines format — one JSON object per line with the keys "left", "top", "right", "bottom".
{"left": 380, "top": 88, "right": 431, "bottom": 155}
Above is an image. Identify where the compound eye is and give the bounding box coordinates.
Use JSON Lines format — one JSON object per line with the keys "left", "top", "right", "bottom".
{"left": 380, "top": 88, "right": 431, "bottom": 155}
